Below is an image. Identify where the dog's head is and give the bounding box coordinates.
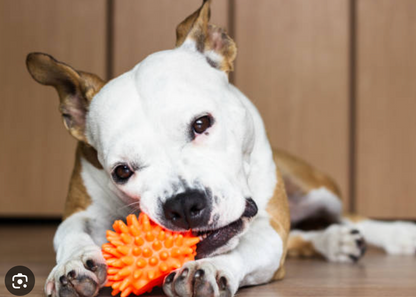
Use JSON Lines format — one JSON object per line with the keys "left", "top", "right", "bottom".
{"left": 26, "top": 0, "right": 258, "bottom": 258}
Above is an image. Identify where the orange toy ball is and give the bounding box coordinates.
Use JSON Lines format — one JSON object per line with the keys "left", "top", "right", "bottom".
{"left": 102, "top": 213, "right": 200, "bottom": 297}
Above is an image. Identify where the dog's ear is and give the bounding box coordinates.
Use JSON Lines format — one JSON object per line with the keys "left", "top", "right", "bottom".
{"left": 176, "top": 0, "right": 237, "bottom": 73}
{"left": 26, "top": 53, "right": 105, "bottom": 143}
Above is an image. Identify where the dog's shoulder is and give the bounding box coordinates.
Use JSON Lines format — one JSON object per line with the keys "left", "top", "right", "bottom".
{"left": 63, "top": 142, "right": 102, "bottom": 220}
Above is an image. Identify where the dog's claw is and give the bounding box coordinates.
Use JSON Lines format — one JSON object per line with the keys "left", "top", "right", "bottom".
{"left": 218, "top": 276, "right": 227, "bottom": 290}
{"left": 59, "top": 275, "right": 69, "bottom": 286}
{"left": 67, "top": 270, "right": 76, "bottom": 279}
{"left": 85, "top": 259, "right": 97, "bottom": 271}
{"left": 165, "top": 272, "right": 175, "bottom": 284}
{"left": 163, "top": 260, "right": 233, "bottom": 297}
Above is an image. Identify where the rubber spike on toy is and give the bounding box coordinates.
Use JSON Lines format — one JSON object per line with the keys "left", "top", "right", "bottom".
{"left": 102, "top": 213, "right": 200, "bottom": 296}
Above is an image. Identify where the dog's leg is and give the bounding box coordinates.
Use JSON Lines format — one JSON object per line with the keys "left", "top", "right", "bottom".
{"left": 274, "top": 149, "right": 416, "bottom": 257}
{"left": 289, "top": 224, "right": 367, "bottom": 263}
{"left": 163, "top": 214, "right": 285, "bottom": 297}
{"left": 45, "top": 211, "right": 107, "bottom": 297}
{"left": 344, "top": 216, "right": 416, "bottom": 255}
{"left": 273, "top": 149, "right": 366, "bottom": 262}
{"left": 26, "top": 53, "right": 108, "bottom": 296}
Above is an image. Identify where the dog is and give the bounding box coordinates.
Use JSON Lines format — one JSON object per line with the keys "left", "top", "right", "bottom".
{"left": 26, "top": 1, "right": 416, "bottom": 296}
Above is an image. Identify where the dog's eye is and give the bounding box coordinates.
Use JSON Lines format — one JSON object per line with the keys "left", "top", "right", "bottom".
{"left": 192, "top": 116, "right": 212, "bottom": 134}
{"left": 113, "top": 165, "right": 133, "bottom": 183}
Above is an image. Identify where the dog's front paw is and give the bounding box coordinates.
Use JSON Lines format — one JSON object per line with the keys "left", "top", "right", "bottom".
{"left": 314, "top": 225, "right": 367, "bottom": 263}
{"left": 45, "top": 245, "right": 107, "bottom": 297}
{"left": 163, "top": 260, "right": 234, "bottom": 297}
{"left": 382, "top": 222, "right": 416, "bottom": 255}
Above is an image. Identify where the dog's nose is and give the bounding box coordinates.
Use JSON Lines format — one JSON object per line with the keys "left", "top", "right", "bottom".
{"left": 163, "top": 190, "right": 210, "bottom": 230}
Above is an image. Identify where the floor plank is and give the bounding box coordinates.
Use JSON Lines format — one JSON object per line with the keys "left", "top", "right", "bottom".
{"left": 0, "top": 223, "right": 415, "bottom": 297}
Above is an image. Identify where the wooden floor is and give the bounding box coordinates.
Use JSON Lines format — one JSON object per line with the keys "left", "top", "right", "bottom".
{"left": 1, "top": 223, "right": 415, "bottom": 297}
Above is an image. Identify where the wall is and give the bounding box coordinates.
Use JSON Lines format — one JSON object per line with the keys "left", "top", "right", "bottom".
{"left": 0, "top": 0, "right": 415, "bottom": 219}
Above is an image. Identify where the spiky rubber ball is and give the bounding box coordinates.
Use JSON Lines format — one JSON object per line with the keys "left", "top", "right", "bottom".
{"left": 102, "top": 213, "right": 200, "bottom": 297}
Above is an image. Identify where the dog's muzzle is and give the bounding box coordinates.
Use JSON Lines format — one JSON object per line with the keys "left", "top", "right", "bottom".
{"left": 195, "top": 198, "right": 258, "bottom": 259}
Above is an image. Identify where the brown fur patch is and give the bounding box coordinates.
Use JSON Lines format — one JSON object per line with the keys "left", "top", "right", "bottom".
{"left": 343, "top": 213, "right": 367, "bottom": 223}
{"left": 204, "top": 25, "right": 237, "bottom": 73}
{"left": 175, "top": 2, "right": 205, "bottom": 47}
{"left": 287, "top": 235, "right": 319, "bottom": 258}
{"left": 274, "top": 148, "right": 341, "bottom": 198}
{"left": 62, "top": 143, "right": 97, "bottom": 220}
{"left": 79, "top": 142, "right": 102, "bottom": 170}
{"left": 282, "top": 175, "right": 307, "bottom": 200}
{"left": 266, "top": 158, "right": 291, "bottom": 281}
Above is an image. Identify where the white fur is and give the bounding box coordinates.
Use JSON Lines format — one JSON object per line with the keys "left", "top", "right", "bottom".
{"left": 47, "top": 43, "right": 284, "bottom": 296}
{"left": 86, "top": 49, "right": 254, "bottom": 229}
{"left": 344, "top": 219, "right": 416, "bottom": 255}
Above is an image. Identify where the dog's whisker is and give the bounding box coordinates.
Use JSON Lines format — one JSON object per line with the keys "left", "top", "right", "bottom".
{"left": 117, "top": 201, "right": 141, "bottom": 213}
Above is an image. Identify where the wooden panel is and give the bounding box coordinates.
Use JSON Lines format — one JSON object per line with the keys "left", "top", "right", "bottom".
{"left": 0, "top": 0, "right": 107, "bottom": 217}
{"left": 234, "top": 1, "right": 351, "bottom": 204}
{"left": 356, "top": 0, "right": 416, "bottom": 219}
{"left": 113, "top": 0, "right": 229, "bottom": 76}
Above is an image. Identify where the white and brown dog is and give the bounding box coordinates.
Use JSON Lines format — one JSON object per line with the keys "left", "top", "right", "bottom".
{"left": 26, "top": 1, "right": 416, "bottom": 297}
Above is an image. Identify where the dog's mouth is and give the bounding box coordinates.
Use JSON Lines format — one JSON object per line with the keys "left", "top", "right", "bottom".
{"left": 194, "top": 198, "right": 258, "bottom": 259}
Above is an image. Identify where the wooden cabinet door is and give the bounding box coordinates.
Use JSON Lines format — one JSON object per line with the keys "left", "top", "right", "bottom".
{"left": 355, "top": 0, "right": 416, "bottom": 219}
{"left": 233, "top": 0, "right": 351, "bottom": 207}
{"left": 0, "top": 0, "right": 107, "bottom": 217}
{"left": 112, "top": 0, "right": 229, "bottom": 77}
{"left": 2, "top": 0, "right": 415, "bottom": 220}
